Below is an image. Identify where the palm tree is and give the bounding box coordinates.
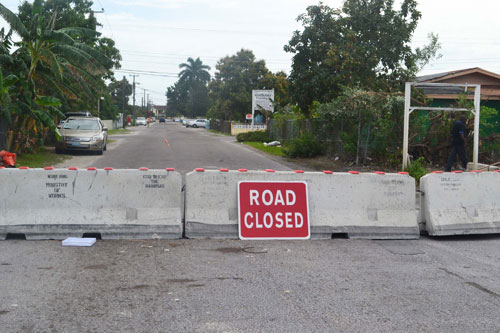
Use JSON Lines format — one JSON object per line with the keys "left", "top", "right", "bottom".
{"left": 179, "top": 57, "right": 211, "bottom": 84}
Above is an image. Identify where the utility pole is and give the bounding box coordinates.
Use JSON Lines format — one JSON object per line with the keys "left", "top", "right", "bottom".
{"left": 121, "top": 77, "right": 125, "bottom": 114}
{"left": 138, "top": 88, "right": 148, "bottom": 115}
{"left": 129, "top": 74, "right": 138, "bottom": 109}
{"left": 147, "top": 94, "right": 150, "bottom": 114}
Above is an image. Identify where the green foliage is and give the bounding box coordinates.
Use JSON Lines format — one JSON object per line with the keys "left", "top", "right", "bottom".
{"left": 236, "top": 131, "right": 271, "bottom": 142}
{"left": 179, "top": 57, "right": 211, "bottom": 84}
{"left": 109, "top": 76, "right": 132, "bottom": 108}
{"left": 0, "top": 0, "right": 120, "bottom": 153}
{"left": 404, "top": 157, "right": 427, "bottom": 182}
{"left": 478, "top": 106, "right": 500, "bottom": 161}
{"left": 244, "top": 142, "right": 284, "bottom": 157}
{"left": 167, "top": 57, "right": 210, "bottom": 118}
{"left": 15, "top": 146, "right": 68, "bottom": 168}
{"left": 207, "top": 49, "right": 289, "bottom": 121}
{"left": 284, "top": 1, "right": 440, "bottom": 115}
{"left": 283, "top": 133, "right": 324, "bottom": 158}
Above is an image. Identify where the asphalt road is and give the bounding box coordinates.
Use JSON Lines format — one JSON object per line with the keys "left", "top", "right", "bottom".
{"left": 1, "top": 237, "right": 499, "bottom": 332}
{"left": 2, "top": 122, "right": 500, "bottom": 332}
{"left": 54, "top": 122, "right": 302, "bottom": 172}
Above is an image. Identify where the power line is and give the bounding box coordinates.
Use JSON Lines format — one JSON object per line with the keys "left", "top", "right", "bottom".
{"left": 94, "top": 0, "right": 116, "bottom": 41}
{"left": 109, "top": 23, "right": 291, "bottom": 36}
{"left": 120, "top": 49, "right": 293, "bottom": 62}
{"left": 115, "top": 69, "right": 178, "bottom": 77}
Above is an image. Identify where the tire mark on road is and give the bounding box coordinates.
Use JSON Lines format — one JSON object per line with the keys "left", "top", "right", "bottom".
{"left": 439, "top": 267, "right": 500, "bottom": 298}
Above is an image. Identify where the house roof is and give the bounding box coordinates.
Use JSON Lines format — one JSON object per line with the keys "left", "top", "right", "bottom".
{"left": 415, "top": 67, "right": 500, "bottom": 100}
{"left": 416, "top": 67, "right": 500, "bottom": 83}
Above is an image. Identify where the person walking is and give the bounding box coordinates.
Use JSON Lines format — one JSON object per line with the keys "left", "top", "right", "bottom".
{"left": 445, "top": 115, "right": 468, "bottom": 172}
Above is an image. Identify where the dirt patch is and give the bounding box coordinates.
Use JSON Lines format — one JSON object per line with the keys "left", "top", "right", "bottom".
{"left": 214, "top": 247, "right": 243, "bottom": 254}
{"left": 84, "top": 264, "right": 107, "bottom": 270}
{"left": 167, "top": 279, "right": 197, "bottom": 283}
{"left": 291, "top": 155, "right": 397, "bottom": 172}
{"left": 130, "top": 284, "right": 151, "bottom": 290}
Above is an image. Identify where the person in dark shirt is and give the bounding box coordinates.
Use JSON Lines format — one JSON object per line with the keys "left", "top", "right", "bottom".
{"left": 445, "top": 115, "right": 467, "bottom": 172}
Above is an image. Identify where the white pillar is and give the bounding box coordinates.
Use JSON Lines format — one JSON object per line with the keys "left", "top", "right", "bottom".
{"left": 251, "top": 91, "right": 255, "bottom": 130}
{"left": 402, "top": 82, "right": 411, "bottom": 170}
{"left": 473, "top": 85, "right": 481, "bottom": 170}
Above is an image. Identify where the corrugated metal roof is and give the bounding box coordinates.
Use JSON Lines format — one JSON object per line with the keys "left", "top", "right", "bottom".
{"left": 416, "top": 68, "right": 476, "bottom": 82}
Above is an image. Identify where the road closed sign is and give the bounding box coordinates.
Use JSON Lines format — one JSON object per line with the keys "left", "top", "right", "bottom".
{"left": 238, "top": 181, "right": 310, "bottom": 240}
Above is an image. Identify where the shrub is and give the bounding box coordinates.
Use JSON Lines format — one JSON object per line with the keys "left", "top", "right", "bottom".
{"left": 405, "top": 157, "right": 427, "bottom": 182}
{"left": 236, "top": 131, "right": 271, "bottom": 142}
{"left": 283, "top": 133, "right": 324, "bottom": 158}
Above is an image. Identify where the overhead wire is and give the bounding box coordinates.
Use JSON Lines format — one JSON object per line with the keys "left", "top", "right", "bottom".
{"left": 94, "top": 0, "right": 116, "bottom": 41}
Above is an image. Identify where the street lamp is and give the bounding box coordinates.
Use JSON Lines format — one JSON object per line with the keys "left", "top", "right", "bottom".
{"left": 97, "top": 96, "right": 104, "bottom": 118}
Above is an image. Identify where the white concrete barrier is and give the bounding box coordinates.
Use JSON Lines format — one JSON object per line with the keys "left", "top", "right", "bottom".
{"left": 185, "top": 170, "right": 418, "bottom": 239}
{"left": 420, "top": 171, "right": 500, "bottom": 236}
{"left": 0, "top": 168, "right": 182, "bottom": 240}
{"left": 466, "top": 162, "right": 499, "bottom": 172}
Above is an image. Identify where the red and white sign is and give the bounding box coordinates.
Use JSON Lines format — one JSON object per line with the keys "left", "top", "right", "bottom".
{"left": 238, "top": 181, "right": 310, "bottom": 240}
{"left": 245, "top": 113, "right": 253, "bottom": 120}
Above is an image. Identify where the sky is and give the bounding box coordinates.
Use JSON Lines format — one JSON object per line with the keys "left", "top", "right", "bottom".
{"left": 2, "top": 0, "right": 500, "bottom": 105}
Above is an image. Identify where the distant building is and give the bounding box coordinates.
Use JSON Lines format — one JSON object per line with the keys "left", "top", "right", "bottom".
{"left": 151, "top": 105, "right": 167, "bottom": 117}
{"left": 417, "top": 67, "right": 500, "bottom": 110}
{"left": 416, "top": 67, "right": 500, "bottom": 140}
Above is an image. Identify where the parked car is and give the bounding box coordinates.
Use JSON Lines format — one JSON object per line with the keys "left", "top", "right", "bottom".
{"left": 136, "top": 117, "right": 147, "bottom": 126}
{"left": 55, "top": 117, "right": 108, "bottom": 155}
{"left": 159, "top": 117, "right": 166, "bottom": 123}
{"left": 186, "top": 119, "right": 207, "bottom": 128}
{"left": 64, "top": 111, "right": 92, "bottom": 118}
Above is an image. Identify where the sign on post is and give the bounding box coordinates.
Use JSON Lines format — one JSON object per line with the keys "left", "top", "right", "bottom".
{"left": 238, "top": 181, "right": 310, "bottom": 240}
{"left": 251, "top": 89, "right": 274, "bottom": 130}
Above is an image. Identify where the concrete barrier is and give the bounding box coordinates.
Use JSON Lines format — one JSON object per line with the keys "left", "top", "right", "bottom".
{"left": 0, "top": 168, "right": 182, "bottom": 240}
{"left": 420, "top": 171, "right": 500, "bottom": 236}
{"left": 466, "top": 162, "right": 499, "bottom": 172}
{"left": 185, "top": 170, "right": 418, "bottom": 239}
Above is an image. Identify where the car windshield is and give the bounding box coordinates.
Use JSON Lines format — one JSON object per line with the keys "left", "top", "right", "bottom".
{"left": 137, "top": 117, "right": 145, "bottom": 120}
{"left": 63, "top": 119, "right": 100, "bottom": 130}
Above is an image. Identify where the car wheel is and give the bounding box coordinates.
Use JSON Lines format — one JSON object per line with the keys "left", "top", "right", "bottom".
{"left": 193, "top": 124, "right": 198, "bottom": 128}
{"left": 103, "top": 142, "right": 107, "bottom": 151}
{"left": 96, "top": 146, "right": 104, "bottom": 155}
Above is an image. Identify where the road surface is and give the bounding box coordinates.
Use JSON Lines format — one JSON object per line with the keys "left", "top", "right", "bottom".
{"left": 1, "top": 237, "right": 499, "bottom": 332}
{"left": 1, "top": 122, "right": 499, "bottom": 332}
{"left": 54, "top": 122, "right": 302, "bottom": 172}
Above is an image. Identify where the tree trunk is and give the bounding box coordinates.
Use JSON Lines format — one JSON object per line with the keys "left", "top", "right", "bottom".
{"left": 363, "top": 121, "right": 371, "bottom": 164}
{"left": 340, "top": 120, "right": 344, "bottom": 156}
{"left": 356, "top": 109, "right": 362, "bottom": 166}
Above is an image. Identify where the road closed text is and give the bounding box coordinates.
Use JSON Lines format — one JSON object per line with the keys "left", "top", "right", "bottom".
{"left": 238, "top": 181, "right": 310, "bottom": 239}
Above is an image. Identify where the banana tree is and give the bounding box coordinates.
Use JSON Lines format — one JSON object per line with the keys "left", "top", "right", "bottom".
{"left": 0, "top": 0, "right": 110, "bottom": 153}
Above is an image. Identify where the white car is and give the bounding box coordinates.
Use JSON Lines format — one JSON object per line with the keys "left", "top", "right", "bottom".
{"left": 136, "top": 117, "right": 147, "bottom": 126}
{"left": 186, "top": 119, "right": 207, "bottom": 128}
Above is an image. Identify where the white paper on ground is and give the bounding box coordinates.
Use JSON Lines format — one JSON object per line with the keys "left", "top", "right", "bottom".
{"left": 62, "top": 237, "right": 96, "bottom": 247}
